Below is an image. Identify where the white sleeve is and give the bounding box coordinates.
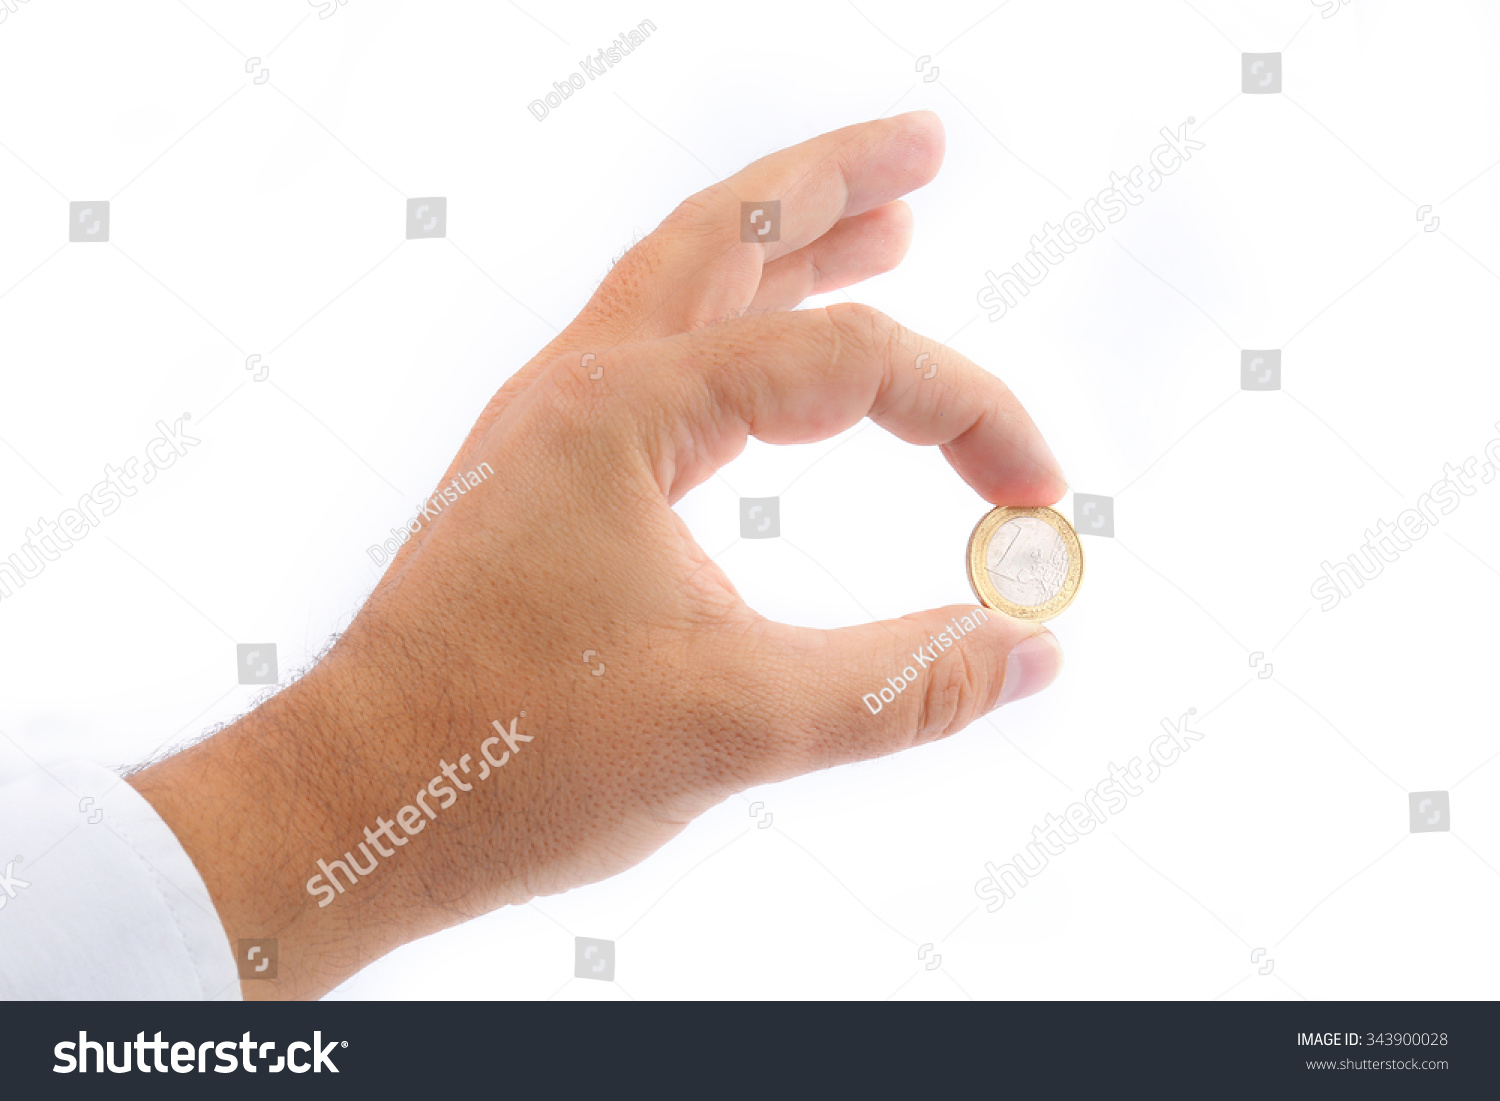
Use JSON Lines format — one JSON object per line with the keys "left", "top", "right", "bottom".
{"left": 0, "top": 760, "right": 241, "bottom": 1000}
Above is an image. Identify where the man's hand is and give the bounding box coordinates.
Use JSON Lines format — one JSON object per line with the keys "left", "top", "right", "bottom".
{"left": 128, "top": 111, "right": 1066, "bottom": 1000}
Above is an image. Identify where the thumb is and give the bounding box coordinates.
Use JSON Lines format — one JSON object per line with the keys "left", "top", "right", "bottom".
{"left": 764, "top": 605, "right": 1064, "bottom": 779}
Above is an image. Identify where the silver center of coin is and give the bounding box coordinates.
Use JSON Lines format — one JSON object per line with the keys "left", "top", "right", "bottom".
{"left": 985, "top": 517, "right": 1070, "bottom": 607}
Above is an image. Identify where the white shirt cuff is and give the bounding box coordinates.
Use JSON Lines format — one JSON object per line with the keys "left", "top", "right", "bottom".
{"left": 0, "top": 760, "right": 241, "bottom": 1000}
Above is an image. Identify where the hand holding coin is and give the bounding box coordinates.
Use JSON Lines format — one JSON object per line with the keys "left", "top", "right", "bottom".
{"left": 127, "top": 111, "right": 1069, "bottom": 999}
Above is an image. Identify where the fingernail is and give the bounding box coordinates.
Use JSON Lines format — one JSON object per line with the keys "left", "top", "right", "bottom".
{"left": 998, "top": 631, "right": 1064, "bottom": 706}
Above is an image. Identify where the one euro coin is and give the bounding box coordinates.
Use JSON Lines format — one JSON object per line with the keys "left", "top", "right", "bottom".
{"left": 965, "top": 505, "right": 1083, "bottom": 621}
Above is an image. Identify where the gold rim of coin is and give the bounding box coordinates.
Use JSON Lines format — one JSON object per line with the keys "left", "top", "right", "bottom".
{"left": 965, "top": 505, "right": 1084, "bottom": 621}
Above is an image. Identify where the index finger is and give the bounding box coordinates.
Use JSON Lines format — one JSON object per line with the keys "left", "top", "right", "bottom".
{"left": 575, "top": 303, "right": 1067, "bottom": 507}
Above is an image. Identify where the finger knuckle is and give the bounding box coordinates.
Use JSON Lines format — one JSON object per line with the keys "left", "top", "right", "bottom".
{"left": 537, "top": 356, "right": 660, "bottom": 466}
{"left": 545, "top": 351, "right": 613, "bottom": 424}
{"left": 823, "top": 300, "right": 890, "bottom": 344}
{"left": 664, "top": 191, "right": 728, "bottom": 241}
{"left": 822, "top": 301, "right": 909, "bottom": 371}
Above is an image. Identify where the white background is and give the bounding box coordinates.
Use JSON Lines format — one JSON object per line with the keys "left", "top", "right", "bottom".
{"left": 2, "top": 0, "right": 1498, "bottom": 1000}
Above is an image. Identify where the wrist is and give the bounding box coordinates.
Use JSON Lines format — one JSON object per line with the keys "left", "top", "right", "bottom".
{"left": 128, "top": 639, "right": 442, "bottom": 999}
